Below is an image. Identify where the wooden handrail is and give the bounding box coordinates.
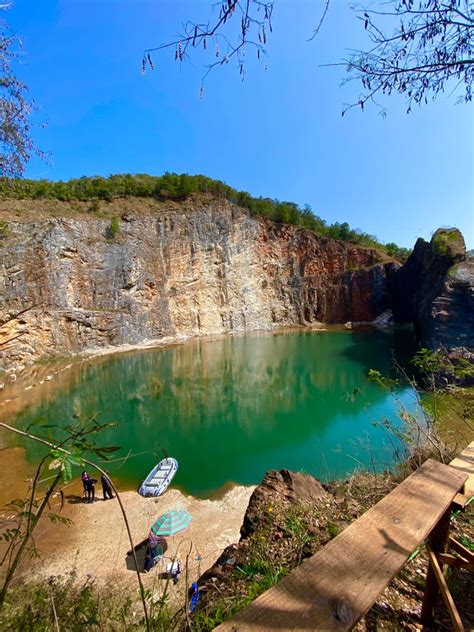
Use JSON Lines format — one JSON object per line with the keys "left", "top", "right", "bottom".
{"left": 216, "top": 458, "right": 467, "bottom": 631}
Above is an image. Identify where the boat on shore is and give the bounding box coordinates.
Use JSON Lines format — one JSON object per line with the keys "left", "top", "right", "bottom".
{"left": 139, "top": 457, "right": 179, "bottom": 497}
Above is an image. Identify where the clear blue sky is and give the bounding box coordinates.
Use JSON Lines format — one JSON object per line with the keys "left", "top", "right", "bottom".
{"left": 9, "top": 0, "right": 474, "bottom": 249}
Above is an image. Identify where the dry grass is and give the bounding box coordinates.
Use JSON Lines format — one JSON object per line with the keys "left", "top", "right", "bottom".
{"left": 0, "top": 194, "right": 216, "bottom": 223}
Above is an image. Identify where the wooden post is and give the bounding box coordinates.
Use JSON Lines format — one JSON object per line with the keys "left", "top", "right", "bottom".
{"left": 426, "top": 547, "right": 464, "bottom": 631}
{"left": 421, "top": 506, "right": 451, "bottom": 625}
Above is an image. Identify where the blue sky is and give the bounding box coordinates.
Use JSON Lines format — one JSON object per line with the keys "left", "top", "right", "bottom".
{"left": 9, "top": 0, "right": 474, "bottom": 248}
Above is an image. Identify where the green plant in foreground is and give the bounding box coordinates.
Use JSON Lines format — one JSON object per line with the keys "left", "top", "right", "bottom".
{"left": 327, "top": 522, "right": 341, "bottom": 539}
{"left": 458, "top": 535, "right": 474, "bottom": 552}
{"left": 0, "top": 417, "right": 154, "bottom": 630}
{"left": 368, "top": 348, "right": 473, "bottom": 470}
{"left": 285, "top": 513, "right": 307, "bottom": 536}
{"left": 0, "top": 416, "right": 120, "bottom": 606}
{"left": 193, "top": 558, "right": 288, "bottom": 631}
{"left": 0, "top": 571, "right": 140, "bottom": 631}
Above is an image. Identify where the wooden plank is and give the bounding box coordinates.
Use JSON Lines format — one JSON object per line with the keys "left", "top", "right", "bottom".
{"left": 449, "top": 442, "right": 474, "bottom": 498}
{"left": 438, "top": 553, "right": 474, "bottom": 571}
{"left": 452, "top": 493, "right": 471, "bottom": 509}
{"left": 216, "top": 460, "right": 467, "bottom": 632}
{"left": 449, "top": 537, "right": 474, "bottom": 564}
{"left": 426, "top": 547, "right": 465, "bottom": 632}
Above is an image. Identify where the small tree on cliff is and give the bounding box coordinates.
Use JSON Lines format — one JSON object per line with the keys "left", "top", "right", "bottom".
{"left": 0, "top": 5, "right": 44, "bottom": 178}
{"left": 143, "top": 0, "right": 474, "bottom": 112}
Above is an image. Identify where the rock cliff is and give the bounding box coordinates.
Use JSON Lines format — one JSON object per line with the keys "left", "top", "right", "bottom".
{"left": 0, "top": 197, "right": 394, "bottom": 373}
{"left": 390, "top": 228, "right": 474, "bottom": 376}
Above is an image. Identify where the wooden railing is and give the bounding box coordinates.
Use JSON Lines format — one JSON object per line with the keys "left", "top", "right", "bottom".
{"left": 216, "top": 442, "right": 474, "bottom": 631}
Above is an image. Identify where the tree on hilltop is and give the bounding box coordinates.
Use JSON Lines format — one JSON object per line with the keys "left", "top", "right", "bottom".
{"left": 143, "top": 0, "right": 474, "bottom": 112}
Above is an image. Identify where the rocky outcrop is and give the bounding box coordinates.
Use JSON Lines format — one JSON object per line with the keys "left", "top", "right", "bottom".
{"left": 390, "top": 228, "right": 473, "bottom": 378}
{"left": 0, "top": 198, "right": 394, "bottom": 373}
{"left": 428, "top": 259, "right": 474, "bottom": 355}
{"left": 240, "top": 469, "right": 328, "bottom": 539}
{"left": 191, "top": 469, "right": 330, "bottom": 596}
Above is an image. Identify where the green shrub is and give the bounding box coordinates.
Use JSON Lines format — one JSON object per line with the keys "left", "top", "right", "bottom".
{"left": 327, "top": 522, "right": 341, "bottom": 538}
{"left": 88, "top": 199, "right": 101, "bottom": 214}
{"left": 384, "top": 242, "right": 411, "bottom": 262}
{"left": 431, "top": 228, "right": 464, "bottom": 257}
{"left": 0, "top": 221, "right": 9, "bottom": 239}
{"left": 108, "top": 216, "right": 120, "bottom": 239}
{"left": 0, "top": 573, "right": 137, "bottom": 631}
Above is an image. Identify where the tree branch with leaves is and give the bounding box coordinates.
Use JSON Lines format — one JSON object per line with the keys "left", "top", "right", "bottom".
{"left": 143, "top": 0, "right": 275, "bottom": 92}
{"left": 0, "top": 417, "right": 151, "bottom": 630}
{"left": 0, "top": 5, "right": 45, "bottom": 178}
{"left": 147, "top": 0, "right": 474, "bottom": 113}
{"left": 341, "top": 0, "right": 474, "bottom": 114}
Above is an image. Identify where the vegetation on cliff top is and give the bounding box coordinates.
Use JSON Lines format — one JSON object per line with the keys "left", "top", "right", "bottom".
{"left": 0, "top": 173, "right": 410, "bottom": 261}
{"left": 431, "top": 227, "right": 466, "bottom": 259}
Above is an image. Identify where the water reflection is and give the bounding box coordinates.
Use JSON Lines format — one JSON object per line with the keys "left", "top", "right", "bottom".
{"left": 12, "top": 328, "right": 418, "bottom": 497}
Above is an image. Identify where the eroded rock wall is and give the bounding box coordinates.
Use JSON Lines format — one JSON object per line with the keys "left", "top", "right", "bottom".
{"left": 390, "top": 228, "right": 474, "bottom": 377}
{"left": 0, "top": 200, "right": 394, "bottom": 372}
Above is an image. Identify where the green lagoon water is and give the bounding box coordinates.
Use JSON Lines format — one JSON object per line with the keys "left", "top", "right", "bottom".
{"left": 12, "top": 328, "right": 420, "bottom": 497}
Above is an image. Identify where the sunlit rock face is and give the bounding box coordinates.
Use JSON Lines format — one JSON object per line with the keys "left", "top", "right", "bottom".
{"left": 0, "top": 201, "right": 394, "bottom": 372}
{"left": 390, "top": 228, "right": 474, "bottom": 380}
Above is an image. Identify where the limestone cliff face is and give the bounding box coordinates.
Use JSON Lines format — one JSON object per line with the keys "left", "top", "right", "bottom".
{"left": 390, "top": 228, "right": 474, "bottom": 373}
{"left": 427, "top": 259, "right": 474, "bottom": 355}
{"left": 0, "top": 199, "right": 393, "bottom": 372}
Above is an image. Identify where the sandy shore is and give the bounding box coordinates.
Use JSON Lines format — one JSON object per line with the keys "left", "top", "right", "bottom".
{"left": 14, "top": 480, "right": 255, "bottom": 606}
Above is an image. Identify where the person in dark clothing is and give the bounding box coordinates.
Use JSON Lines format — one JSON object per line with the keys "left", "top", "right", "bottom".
{"left": 144, "top": 545, "right": 160, "bottom": 572}
{"left": 81, "top": 471, "right": 89, "bottom": 498}
{"left": 85, "top": 477, "right": 97, "bottom": 503}
{"left": 144, "top": 546, "right": 153, "bottom": 573}
{"left": 101, "top": 473, "right": 114, "bottom": 500}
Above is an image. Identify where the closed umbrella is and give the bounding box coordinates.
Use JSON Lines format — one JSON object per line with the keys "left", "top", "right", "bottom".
{"left": 148, "top": 510, "right": 192, "bottom": 541}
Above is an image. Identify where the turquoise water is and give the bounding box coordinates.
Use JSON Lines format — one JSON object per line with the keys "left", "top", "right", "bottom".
{"left": 12, "top": 328, "right": 419, "bottom": 497}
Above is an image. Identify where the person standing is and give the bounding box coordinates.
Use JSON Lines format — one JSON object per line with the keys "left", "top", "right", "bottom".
{"left": 81, "top": 471, "right": 89, "bottom": 499}
{"left": 85, "top": 477, "right": 97, "bottom": 504}
{"left": 101, "top": 472, "right": 114, "bottom": 500}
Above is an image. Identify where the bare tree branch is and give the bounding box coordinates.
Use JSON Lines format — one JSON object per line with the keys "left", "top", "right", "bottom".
{"left": 145, "top": 0, "right": 474, "bottom": 112}
{"left": 142, "top": 0, "right": 274, "bottom": 86}
{"left": 345, "top": 0, "right": 474, "bottom": 113}
{"left": 307, "top": 0, "right": 330, "bottom": 42}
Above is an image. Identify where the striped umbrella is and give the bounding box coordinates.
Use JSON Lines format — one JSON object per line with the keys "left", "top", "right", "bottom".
{"left": 149, "top": 510, "right": 192, "bottom": 540}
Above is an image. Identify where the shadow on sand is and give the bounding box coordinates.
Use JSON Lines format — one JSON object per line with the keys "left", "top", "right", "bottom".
{"left": 65, "top": 494, "right": 87, "bottom": 505}
{"left": 125, "top": 545, "right": 147, "bottom": 573}
{"left": 125, "top": 539, "right": 169, "bottom": 575}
